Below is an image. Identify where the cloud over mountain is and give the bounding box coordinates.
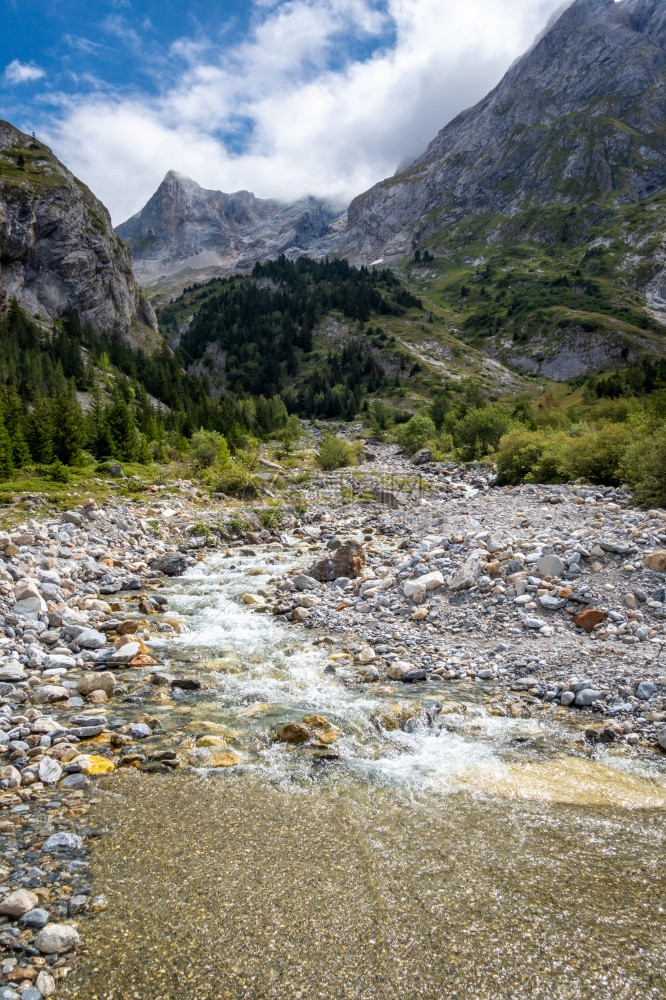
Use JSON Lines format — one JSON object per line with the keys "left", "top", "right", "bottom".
{"left": 35, "top": 0, "right": 570, "bottom": 222}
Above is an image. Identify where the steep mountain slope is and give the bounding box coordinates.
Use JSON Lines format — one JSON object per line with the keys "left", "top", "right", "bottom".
{"left": 116, "top": 171, "right": 342, "bottom": 285}
{"left": 0, "top": 121, "right": 157, "bottom": 345}
{"left": 343, "top": 0, "right": 665, "bottom": 259}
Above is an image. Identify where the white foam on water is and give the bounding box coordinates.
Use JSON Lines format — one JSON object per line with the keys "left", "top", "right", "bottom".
{"left": 150, "top": 552, "right": 666, "bottom": 805}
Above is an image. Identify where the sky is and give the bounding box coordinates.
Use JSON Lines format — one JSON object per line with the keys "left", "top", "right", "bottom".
{"left": 0, "top": 0, "right": 573, "bottom": 224}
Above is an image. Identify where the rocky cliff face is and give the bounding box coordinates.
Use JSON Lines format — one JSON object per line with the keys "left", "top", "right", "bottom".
{"left": 342, "top": 0, "right": 666, "bottom": 260}
{"left": 0, "top": 121, "right": 157, "bottom": 343}
{"left": 116, "top": 172, "right": 342, "bottom": 285}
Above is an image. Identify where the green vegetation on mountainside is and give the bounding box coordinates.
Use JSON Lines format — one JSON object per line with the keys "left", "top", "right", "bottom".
{"left": 158, "top": 255, "right": 489, "bottom": 419}
{"left": 405, "top": 195, "right": 665, "bottom": 377}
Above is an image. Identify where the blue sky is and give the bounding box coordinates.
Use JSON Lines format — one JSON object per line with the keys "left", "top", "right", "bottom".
{"left": 1, "top": 0, "right": 570, "bottom": 222}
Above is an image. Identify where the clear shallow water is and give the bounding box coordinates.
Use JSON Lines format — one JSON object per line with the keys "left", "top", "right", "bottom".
{"left": 145, "top": 551, "right": 666, "bottom": 809}
{"left": 60, "top": 551, "right": 666, "bottom": 1000}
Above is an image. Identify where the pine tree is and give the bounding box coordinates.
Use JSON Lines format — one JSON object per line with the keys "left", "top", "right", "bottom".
{"left": 0, "top": 417, "right": 14, "bottom": 479}
{"left": 105, "top": 391, "right": 137, "bottom": 462}
{"left": 27, "top": 398, "right": 55, "bottom": 464}
{"left": 52, "top": 393, "right": 85, "bottom": 464}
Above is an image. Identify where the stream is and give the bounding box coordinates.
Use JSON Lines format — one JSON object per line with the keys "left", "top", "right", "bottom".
{"left": 60, "top": 550, "right": 666, "bottom": 999}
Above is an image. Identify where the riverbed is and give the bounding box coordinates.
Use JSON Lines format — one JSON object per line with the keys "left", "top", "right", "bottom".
{"left": 60, "top": 551, "right": 666, "bottom": 1000}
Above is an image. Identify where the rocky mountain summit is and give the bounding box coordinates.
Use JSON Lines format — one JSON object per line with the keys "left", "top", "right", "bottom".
{"left": 342, "top": 0, "right": 666, "bottom": 259}
{"left": 116, "top": 171, "right": 342, "bottom": 285}
{"left": 0, "top": 122, "right": 157, "bottom": 344}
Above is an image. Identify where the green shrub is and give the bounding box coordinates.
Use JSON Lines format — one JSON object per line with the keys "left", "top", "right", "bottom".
{"left": 496, "top": 429, "right": 550, "bottom": 485}
{"left": 316, "top": 434, "right": 359, "bottom": 470}
{"left": 189, "top": 428, "right": 230, "bottom": 470}
{"left": 429, "top": 433, "right": 454, "bottom": 462}
{"left": 257, "top": 506, "right": 284, "bottom": 529}
{"left": 47, "top": 460, "right": 70, "bottom": 483}
{"left": 216, "top": 458, "right": 258, "bottom": 497}
{"left": 395, "top": 415, "right": 436, "bottom": 456}
{"left": 456, "top": 404, "right": 513, "bottom": 460}
{"left": 620, "top": 426, "right": 666, "bottom": 508}
{"left": 562, "top": 424, "right": 632, "bottom": 485}
{"left": 227, "top": 513, "right": 250, "bottom": 537}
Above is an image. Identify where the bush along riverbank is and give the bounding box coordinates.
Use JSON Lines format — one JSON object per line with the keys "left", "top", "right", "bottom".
{"left": 0, "top": 445, "right": 665, "bottom": 996}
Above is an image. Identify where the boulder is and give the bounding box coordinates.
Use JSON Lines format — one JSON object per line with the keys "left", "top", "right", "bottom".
{"left": 308, "top": 541, "right": 365, "bottom": 582}
{"left": 76, "top": 672, "right": 116, "bottom": 697}
{"left": 645, "top": 551, "right": 666, "bottom": 573}
{"left": 38, "top": 758, "right": 62, "bottom": 785}
{"left": 42, "top": 833, "right": 83, "bottom": 853}
{"left": 537, "top": 554, "right": 566, "bottom": 578}
{"left": 150, "top": 552, "right": 187, "bottom": 576}
{"left": 74, "top": 628, "right": 107, "bottom": 650}
{"left": 448, "top": 558, "right": 481, "bottom": 592}
{"left": 0, "top": 889, "right": 39, "bottom": 918}
{"left": 573, "top": 609, "right": 606, "bottom": 633}
{"left": 0, "top": 664, "right": 27, "bottom": 683}
{"left": 411, "top": 449, "right": 432, "bottom": 466}
{"left": 33, "top": 924, "right": 80, "bottom": 954}
{"left": 404, "top": 572, "right": 444, "bottom": 598}
{"left": 108, "top": 642, "right": 141, "bottom": 665}
{"left": 277, "top": 723, "right": 310, "bottom": 744}
{"left": 574, "top": 688, "right": 602, "bottom": 707}
{"left": 386, "top": 660, "right": 414, "bottom": 681}
{"left": 636, "top": 681, "right": 657, "bottom": 701}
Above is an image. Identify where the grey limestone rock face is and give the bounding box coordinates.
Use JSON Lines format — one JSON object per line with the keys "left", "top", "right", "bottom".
{"left": 0, "top": 120, "right": 157, "bottom": 344}
{"left": 116, "top": 170, "right": 343, "bottom": 285}
{"left": 342, "top": 0, "right": 666, "bottom": 260}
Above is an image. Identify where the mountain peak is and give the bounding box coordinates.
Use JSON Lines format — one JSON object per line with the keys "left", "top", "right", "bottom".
{"left": 162, "top": 169, "right": 199, "bottom": 188}
{"left": 344, "top": 0, "right": 665, "bottom": 259}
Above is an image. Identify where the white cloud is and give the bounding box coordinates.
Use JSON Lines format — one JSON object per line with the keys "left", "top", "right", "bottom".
{"left": 4, "top": 60, "right": 46, "bottom": 84}
{"left": 44, "top": 0, "right": 571, "bottom": 223}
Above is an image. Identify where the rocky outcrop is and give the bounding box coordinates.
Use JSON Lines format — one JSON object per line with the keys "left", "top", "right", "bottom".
{"left": 342, "top": 0, "right": 666, "bottom": 260}
{"left": 116, "top": 171, "right": 343, "bottom": 285}
{"left": 0, "top": 121, "right": 157, "bottom": 343}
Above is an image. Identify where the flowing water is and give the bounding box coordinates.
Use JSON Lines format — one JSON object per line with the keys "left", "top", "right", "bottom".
{"left": 61, "top": 551, "right": 666, "bottom": 1000}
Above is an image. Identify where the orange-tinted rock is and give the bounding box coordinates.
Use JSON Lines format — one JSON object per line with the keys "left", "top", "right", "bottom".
{"left": 130, "top": 654, "right": 158, "bottom": 668}
{"left": 277, "top": 723, "right": 310, "bottom": 745}
{"left": 573, "top": 609, "right": 606, "bottom": 633}
{"left": 308, "top": 541, "right": 365, "bottom": 582}
{"left": 645, "top": 551, "right": 666, "bottom": 572}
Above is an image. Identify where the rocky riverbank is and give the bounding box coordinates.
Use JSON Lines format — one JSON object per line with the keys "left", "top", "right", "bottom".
{"left": 0, "top": 445, "right": 665, "bottom": 997}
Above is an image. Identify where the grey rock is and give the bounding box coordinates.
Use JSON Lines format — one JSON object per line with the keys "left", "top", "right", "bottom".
{"left": 33, "top": 923, "right": 80, "bottom": 954}
{"left": 61, "top": 773, "right": 90, "bottom": 791}
{"left": 36, "top": 971, "right": 55, "bottom": 997}
{"left": 657, "top": 730, "right": 666, "bottom": 751}
{"left": 538, "top": 595, "right": 566, "bottom": 611}
{"left": 448, "top": 558, "right": 481, "bottom": 592}
{"left": 410, "top": 449, "right": 432, "bottom": 466}
{"left": 537, "top": 555, "right": 566, "bottom": 579}
{"left": 560, "top": 691, "right": 576, "bottom": 706}
{"left": 21, "top": 989, "right": 43, "bottom": 1000}
{"left": 42, "top": 833, "right": 83, "bottom": 853}
{"left": 129, "top": 723, "right": 151, "bottom": 739}
{"left": 0, "top": 121, "right": 156, "bottom": 341}
{"left": 150, "top": 552, "right": 187, "bottom": 577}
{"left": 636, "top": 681, "right": 657, "bottom": 700}
{"left": 116, "top": 171, "right": 341, "bottom": 285}
{"left": 74, "top": 628, "right": 107, "bottom": 650}
{"left": 574, "top": 688, "right": 602, "bottom": 707}
{"left": 18, "top": 907, "right": 50, "bottom": 929}
{"left": 37, "top": 758, "right": 62, "bottom": 785}
{"left": 0, "top": 664, "right": 27, "bottom": 683}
